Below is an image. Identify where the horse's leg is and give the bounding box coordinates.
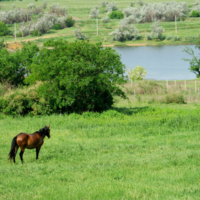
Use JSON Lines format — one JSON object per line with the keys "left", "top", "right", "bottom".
{"left": 19, "top": 147, "right": 25, "bottom": 164}
{"left": 14, "top": 146, "right": 19, "bottom": 163}
{"left": 36, "top": 146, "right": 41, "bottom": 160}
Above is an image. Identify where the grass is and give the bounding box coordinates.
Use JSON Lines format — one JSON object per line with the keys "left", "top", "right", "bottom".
{"left": 0, "top": 0, "right": 200, "bottom": 46}
{"left": 1, "top": 81, "right": 200, "bottom": 199}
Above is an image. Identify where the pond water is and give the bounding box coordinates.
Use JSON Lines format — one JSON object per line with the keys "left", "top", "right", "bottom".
{"left": 113, "top": 45, "right": 199, "bottom": 80}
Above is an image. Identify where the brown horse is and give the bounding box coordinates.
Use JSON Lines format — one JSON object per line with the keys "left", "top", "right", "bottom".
{"left": 8, "top": 125, "right": 50, "bottom": 163}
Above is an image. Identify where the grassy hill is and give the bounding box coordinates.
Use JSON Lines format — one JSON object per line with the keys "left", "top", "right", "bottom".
{"left": 0, "top": 0, "right": 200, "bottom": 46}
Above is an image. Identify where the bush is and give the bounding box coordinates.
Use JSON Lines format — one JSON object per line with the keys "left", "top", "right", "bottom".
{"left": 16, "top": 32, "right": 22, "bottom": 37}
{"left": 65, "top": 16, "right": 75, "bottom": 27}
{"left": 74, "top": 29, "right": 87, "bottom": 40}
{"left": 101, "top": 16, "right": 110, "bottom": 23}
{"left": 160, "top": 93, "right": 185, "bottom": 104}
{"left": 0, "top": 42, "right": 39, "bottom": 86}
{"left": 109, "top": 11, "right": 124, "bottom": 19}
{"left": 0, "top": 21, "right": 9, "bottom": 36}
{"left": 191, "top": 10, "right": 200, "bottom": 17}
{"left": 109, "top": 24, "right": 140, "bottom": 41}
{"left": 52, "top": 23, "right": 62, "bottom": 30}
{"left": 31, "top": 30, "right": 41, "bottom": 36}
{"left": 25, "top": 39, "right": 126, "bottom": 114}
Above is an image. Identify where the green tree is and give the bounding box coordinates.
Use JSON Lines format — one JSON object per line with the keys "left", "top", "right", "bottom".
{"left": 126, "top": 65, "right": 146, "bottom": 85}
{"left": 26, "top": 39, "right": 126, "bottom": 113}
{"left": 183, "top": 41, "right": 200, "bottom": 78}
{"left": 0, "top": 42, "right": 39, "bottom": 85}
{"left": 133, "top": 65, "right": 147, "bottom": 80}
{"left": 0, "top": 21, "right": 9, "bottom": 36}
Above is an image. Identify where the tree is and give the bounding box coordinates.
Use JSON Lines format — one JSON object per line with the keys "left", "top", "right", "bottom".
{"left": 25, "top": 39, "right": 126, "bottom": 113}
{"left": 150, "top": 20, "right": 165, "bottom": 40}
{"left": 183, "top": 42, "right": 200, "bottom": 77}
{"left": 0, "top": 42, "right": 39, "bottom": 85}
{"left": 126, "top": 65, "right": 146, "bottom": 86}
{"left": 132, "top": 65, "right": 147, "bottom": 80}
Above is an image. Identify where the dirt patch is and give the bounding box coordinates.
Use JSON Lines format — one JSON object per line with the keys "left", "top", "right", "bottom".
{"left": 7, "top": 43, "right": 23, "bottom": 50}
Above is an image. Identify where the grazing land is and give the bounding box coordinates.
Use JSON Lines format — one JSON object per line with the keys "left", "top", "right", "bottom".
{"left": 0, "top": 0, "right": 200, "bottom": 46}
{"left": 1, "top": 93, "right": 200, "bottom": 199}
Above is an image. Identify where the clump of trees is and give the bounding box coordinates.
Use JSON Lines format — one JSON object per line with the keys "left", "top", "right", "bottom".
{"left": 0, "top": 40, "right": 127, "bottom": 115}
{"left": 49, "top": 3, "right": 68, "bottom": 16}
{"left": 0, "top": 9, "right": 32, "bottom": 24}
{"left": 122, "top": 2, "right": 188, "bottom": 23}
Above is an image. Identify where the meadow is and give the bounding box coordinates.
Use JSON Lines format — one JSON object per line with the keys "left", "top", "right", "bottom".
{"left": 1, "top": 86, "right": 200, "bottom": 199}
{"left": 0, "top": 0, "right": 200, "bottom": 46}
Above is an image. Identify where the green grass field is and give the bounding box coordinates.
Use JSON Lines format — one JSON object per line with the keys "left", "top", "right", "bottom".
{"left": 1, "top": 97, "right": 200, "bottom": 199}
{"left": 1, "top": 0, "right": 200, "bottom": 46}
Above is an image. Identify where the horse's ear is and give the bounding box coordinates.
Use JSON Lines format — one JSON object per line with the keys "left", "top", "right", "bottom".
{"left": 47, "top": 125, "right": 50, "bottom": 128}
{"left": 45, "top": 125, "right": 47, "bottom": 127}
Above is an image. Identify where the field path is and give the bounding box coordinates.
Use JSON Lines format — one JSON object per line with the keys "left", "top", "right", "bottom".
{"left": 5, "top": 34, "right": 148, "bottom": 48}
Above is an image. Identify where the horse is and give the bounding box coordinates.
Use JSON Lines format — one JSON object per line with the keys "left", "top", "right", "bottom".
{"left": 8, "top": 125, "right": 50, "bottom": 163}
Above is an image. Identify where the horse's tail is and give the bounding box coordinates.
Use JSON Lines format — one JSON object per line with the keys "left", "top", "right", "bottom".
{"left": 8, "top": 136, "right": 18, "bottom": 162}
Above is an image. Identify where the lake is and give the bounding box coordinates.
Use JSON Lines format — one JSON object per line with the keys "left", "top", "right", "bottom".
{"left": 113, "top": 45, "right": 199, "bottom": 80}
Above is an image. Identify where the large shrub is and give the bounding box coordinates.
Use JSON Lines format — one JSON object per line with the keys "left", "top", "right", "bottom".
{"left": 65, "top": 16, "right": 75, "bottom": 27}
{"left": 25, "top": 39, "right": 126, "bottom": 114}
{"left": 109, "top": 24, "right": 140, "bottom": 41}
{"left": 190, "top": 10, "right": 200, "bottom": 17}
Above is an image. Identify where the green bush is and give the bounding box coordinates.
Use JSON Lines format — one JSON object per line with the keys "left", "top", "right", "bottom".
{"left": 24, "top": 39, "right": 126, "bottom": 114}
{"left": 109, "top": 11, "right": 124, "bottom": 19}
{"left": 31, "top": 30, "right": 42, "bottom": 36}
{"left": 191, "top": 10, "right": 200, "bottom": 17}
{"left": 0, "top": 21, "right": 9, "bottom": 36}
{"left": 16, "top": 32, "right": 22, "bottom": 37}
{"left": 52, "top": 23, "right": 63, "bottom": 30}
{"left": 0, "top": 42, "right": 39, "bottom": 86}
{"left": 65, "top": 16, "right": 75, "bottom": 27}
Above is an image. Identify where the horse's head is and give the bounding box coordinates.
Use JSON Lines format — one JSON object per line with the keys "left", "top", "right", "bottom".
{"left": 44, "top": 125, "right": 50, "bottom": 138}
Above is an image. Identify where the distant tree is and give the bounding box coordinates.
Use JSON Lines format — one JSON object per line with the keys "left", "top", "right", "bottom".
{"left": 126, "top": 65, "right": 146, "bottom": 86}
{"left": 150, "top": 20, "right": 165, "bottom": 40}
{"left": 132, "top": 65, "right": 147, "bottom": 80}
{"left": 89, "top": 7, "right": 100, "bottom": 19}
{"left": 183, "top": 41, "right": 200, "bottom": 78}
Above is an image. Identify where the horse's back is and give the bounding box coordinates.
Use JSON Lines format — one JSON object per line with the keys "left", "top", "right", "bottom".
{"left": 16, "top": 132, "right": 43, "bottom": 149}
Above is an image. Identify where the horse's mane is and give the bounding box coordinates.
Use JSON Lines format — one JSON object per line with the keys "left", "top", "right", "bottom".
{"left": 35, "top": 127, "right": 48, "bottom": 136}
